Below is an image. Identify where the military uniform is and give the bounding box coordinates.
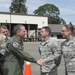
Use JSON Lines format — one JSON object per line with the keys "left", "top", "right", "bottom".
{"left": 39, "top": 37, "right": 61, "bottom": 75}
{"left": 61, "top": 37, "right": 75, "bottom": 75}
{"left": 3, "top": 35, "right": 36, "bottom": 75}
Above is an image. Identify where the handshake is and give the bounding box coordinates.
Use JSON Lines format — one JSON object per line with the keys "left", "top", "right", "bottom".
{"left": 37, "top": 59, "right": 45, "bottom": 66}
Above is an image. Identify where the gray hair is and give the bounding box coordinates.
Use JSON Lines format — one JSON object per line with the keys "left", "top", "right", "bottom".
{"left": 13, "top": 24, "right": 25, "bottom": 35}
{"left": 0, "top": 25, "right": 7, "bottom": 32}
{"left": 0, "top": 25, "right": 7, "bottom": 29}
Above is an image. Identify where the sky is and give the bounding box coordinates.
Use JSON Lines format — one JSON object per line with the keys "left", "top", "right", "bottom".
{"left": 0, "top": 0, "right": 75, "bottom": 25}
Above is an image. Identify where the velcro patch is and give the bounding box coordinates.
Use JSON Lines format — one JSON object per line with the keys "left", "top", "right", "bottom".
{"left": 13, "top": 42, "right": 18, "bottom": 48}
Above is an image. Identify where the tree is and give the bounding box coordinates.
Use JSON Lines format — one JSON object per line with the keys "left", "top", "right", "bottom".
{"left": 69, "top": 22, "right": 73, "bottom": 25}
{"left": 9, "top": 0, "right": 27, "bottom": 14}
{"left": 60, "top": 18, "right": 66, "bottom": 24}
{"left": 33, "top": 3, "right": 66, "bottom": 24}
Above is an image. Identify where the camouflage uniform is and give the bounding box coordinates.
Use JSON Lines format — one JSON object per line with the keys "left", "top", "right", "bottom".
{"left": 39, "top": 37, "right": 61, "bottom": 75}
{"left": 3, "top": 35, "right": 36, "bottom": 75}
{"left": 61, "top": 37, "right": 75, "bottom": 75}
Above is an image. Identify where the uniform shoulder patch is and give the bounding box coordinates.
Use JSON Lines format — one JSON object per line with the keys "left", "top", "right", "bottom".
{"left": 13, "top": 42, "right": 18, "bottom": 48}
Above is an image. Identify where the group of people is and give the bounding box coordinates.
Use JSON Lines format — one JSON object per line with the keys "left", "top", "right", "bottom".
{"left": 0, "top": 24, "right": 75, "bottom": 75}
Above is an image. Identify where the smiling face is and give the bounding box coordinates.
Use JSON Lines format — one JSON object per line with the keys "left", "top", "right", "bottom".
{"left": 61, "top": 26, "right": 71, "bottom": 39}
{"left": 17, "top": 26, "right": 26, "bottom": 38}
{"left": 0, "top": 28, "right": 8, "bottom": 36}
{"left": 40, "top": 26, "right": 51, "bottom": 39}
{"left": 40, "top": 28, "right": 49, "bottom": 38}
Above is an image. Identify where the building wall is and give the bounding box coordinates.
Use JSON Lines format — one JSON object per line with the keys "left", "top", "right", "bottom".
{"left": 49, "top": 24, "right": 63, "bottom": 39}
{"left": 0, "top": 14, "right": 10, "bottom": 23}
{"left": 0, "top": 12, "right": 48, "bottom": 28}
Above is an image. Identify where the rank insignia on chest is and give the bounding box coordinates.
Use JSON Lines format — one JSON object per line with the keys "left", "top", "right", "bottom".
{"left": 13, "top": 42, "right": 19, "bottom": 48}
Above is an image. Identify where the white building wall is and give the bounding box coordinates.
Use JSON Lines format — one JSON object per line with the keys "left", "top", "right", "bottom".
{"left": 0, "top": 14, "right": 10, "bottom": 23}
{"left": 11, "top": 15, "right": 48, "bottom": 28}
{"left": 0, "top": 13, "right": 48, "bottom": 28}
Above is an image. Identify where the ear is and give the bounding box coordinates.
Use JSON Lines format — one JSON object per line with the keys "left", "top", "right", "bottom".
{"left": 16, "top": 31, "right": 20, "bottom": 35}
{"left": 46, "top": 32, "right": 49, "bottom": 36}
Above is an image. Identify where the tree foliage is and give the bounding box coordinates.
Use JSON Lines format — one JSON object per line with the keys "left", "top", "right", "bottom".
{"left": 9, "top": 0, "right": 27, "bottom": 14}
{"left": 60, "top": 18, "right": 66, "bottom": 24}
{"left": 69, "top": 22, "right": 73, "bottom": 25}
{"left": 33, "top": 3, "right": 66, "bottom": 24}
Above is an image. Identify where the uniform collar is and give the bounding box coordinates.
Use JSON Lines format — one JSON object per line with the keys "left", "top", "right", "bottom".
{"left": 40, "top": 36, "right": 51, "bottom": 46}
{"left": 65, "top": 37, "right": 75, "bottom": 46}
{"left": 13, "top": 35, "right": 22, "bottom": 43}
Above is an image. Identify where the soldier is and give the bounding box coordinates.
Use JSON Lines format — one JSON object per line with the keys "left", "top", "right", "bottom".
{"left": 37, "top": 26, "right": 61, "bottom": 75}
{"left": 3, "top": 25, "right": 37, "bottom": 75}
{"left": 0, "top": 26, "right": 10, "bottom": 75}
{"left": 61, "top": 24, "right": 75, "bottom": 75}
{"left": 0, "top": 26, "right": 10, "bottom": 43}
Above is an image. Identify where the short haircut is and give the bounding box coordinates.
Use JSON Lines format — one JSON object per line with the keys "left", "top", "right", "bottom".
{"left": 0, "top": 25, "right": 7, "bottom": 29}
{"left": 13, "top": 24, "right": 25, "bottom": 35}
{"left": 0, "top": 26, "right": 7, "bottom": 32}
{"left": 42, "top": 26, "right": 51, "bottom": 36}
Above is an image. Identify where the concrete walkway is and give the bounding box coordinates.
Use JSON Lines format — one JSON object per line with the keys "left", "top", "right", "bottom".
{"left": 23, "top": 42, "right": 65, "bottom": 75}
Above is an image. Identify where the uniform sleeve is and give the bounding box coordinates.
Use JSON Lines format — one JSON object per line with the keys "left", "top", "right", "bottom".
{"left": 6, "top": 43, "right": 36, "bottom": 63}
{"left": 52, "top": 41, "right": 62, "bottom": 67}
{"left": 44, "top": 41, "right": 61, "bottom": 62}
{"left": 52, "top": 41, "right": 61, "bottom": 59}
